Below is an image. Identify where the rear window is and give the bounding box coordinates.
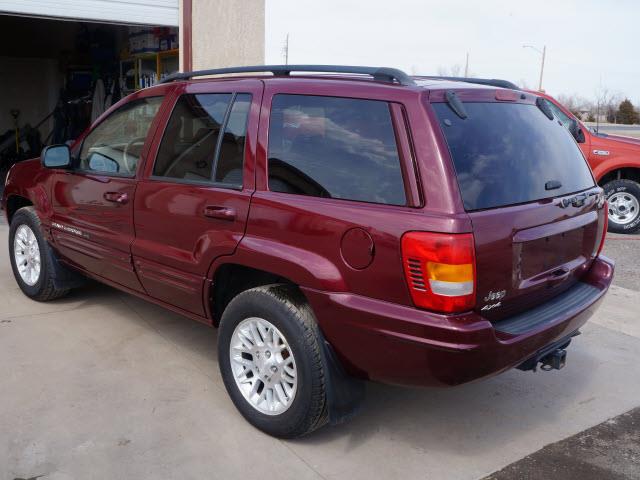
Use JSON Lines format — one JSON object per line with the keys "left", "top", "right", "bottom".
{"left": 433, "top": 101, "right": 594, "bottom": 211}
{"left": 267, "top": 94, "right": 406, "bottom": 206}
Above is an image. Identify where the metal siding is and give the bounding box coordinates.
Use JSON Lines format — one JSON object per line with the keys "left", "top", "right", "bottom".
{"left": 0, "top": 0, "right": 178, "bottom": 26}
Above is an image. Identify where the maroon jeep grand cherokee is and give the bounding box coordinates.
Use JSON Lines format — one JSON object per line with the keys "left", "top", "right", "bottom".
{"left": 2, "top": 66, "right": 613, "bottom": 438}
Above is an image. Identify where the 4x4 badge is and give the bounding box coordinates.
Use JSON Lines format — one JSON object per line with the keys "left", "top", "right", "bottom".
{"left": 481, "top": 302, "right": 502, "bottom": 312}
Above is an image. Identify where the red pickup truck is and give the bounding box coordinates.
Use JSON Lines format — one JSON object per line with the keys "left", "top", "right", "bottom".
{"left": 534, "top": 90, "right": 640, "bottom": 233}
{"left": 2, "top": 66, "right": 613, "bottom": 437}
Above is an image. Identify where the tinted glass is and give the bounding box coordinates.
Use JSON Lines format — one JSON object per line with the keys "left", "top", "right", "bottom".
{"left": 79, "top": 96, "right": 163, "bottom": 175}
{"left": 433, "top": 102, "right": 594, "bottom": 211}
{"left": 267, "top": 94, "right": 405, "bottom": 205}
{"left": 154, "top": 93, "right": 232, "bottom": 181}
{"left": 214, "top": 94, "right": 251, "bottom": 186}
{"left": 543, "top": 98, "right": 573, "bottom": 129}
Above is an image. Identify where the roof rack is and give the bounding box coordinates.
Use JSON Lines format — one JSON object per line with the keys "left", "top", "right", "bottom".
{"left": 159, "top": 64, "right": 417, "bottom": 86}
{"left": 417, "top": 76, "right": 520, "bottom": 90}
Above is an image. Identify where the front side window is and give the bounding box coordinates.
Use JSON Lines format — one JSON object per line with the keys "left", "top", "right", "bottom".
{"left": 543, "top": 98, "right": 573, "bottom": 130}
{"left": 267, "top": 94, "right": 406, "bottom": 205}
{"left": 79, "top": 96, "right": 163, "bottom": 175}
{"left": 153, "top": 93, "right": 251, "bottom": 186}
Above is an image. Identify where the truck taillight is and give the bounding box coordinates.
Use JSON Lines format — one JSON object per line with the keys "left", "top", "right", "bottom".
{"left": 594, "top": 201, "right": 608, "bottom": 257}
{"left": 401, "top": 232, "right": 476, "bottom": 313}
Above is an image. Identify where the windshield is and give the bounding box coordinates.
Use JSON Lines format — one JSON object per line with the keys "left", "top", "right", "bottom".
{"left": 433, "top": 101, "right": 595, "bottom": 211}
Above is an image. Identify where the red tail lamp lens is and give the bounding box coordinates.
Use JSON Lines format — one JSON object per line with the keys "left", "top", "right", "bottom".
{"left": 401, "top": 232, "right": 476, "bottom": 313}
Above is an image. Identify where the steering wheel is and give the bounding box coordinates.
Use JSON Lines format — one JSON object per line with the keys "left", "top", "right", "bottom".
{"left": 123, "top": 137, "right": 147, "bottom": 173}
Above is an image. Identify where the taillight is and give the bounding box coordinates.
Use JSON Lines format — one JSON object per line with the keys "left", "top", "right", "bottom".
{"left": 401, "top": 232, "right": 476, "bottom": 313}
{"left": 594, "top": 201, "right": 608, "bottom": 257}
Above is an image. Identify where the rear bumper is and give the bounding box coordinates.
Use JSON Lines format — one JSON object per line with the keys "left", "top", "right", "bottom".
{"left": 302, "top": 255, "right": 614, "bottom": 387}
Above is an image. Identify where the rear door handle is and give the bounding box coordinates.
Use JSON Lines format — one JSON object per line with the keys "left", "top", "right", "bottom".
{"left": 203, "top": 205, "right": 236, "bottom": 221}
{"left": 103, "top": 192, "right": 128, "bottom": 204}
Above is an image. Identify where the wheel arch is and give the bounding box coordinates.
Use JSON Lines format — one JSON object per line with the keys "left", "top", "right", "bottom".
{"left": 597, "top": 165, "right": 640, "bottom": 187}
{"left": 206, "top": 237, "right": 347, "bottom": 326}
{"left": 207, "top": 262, "right": 311, "bottom": 327}
{"left": 5, "top": 194, "right": 34, "bottom": 223}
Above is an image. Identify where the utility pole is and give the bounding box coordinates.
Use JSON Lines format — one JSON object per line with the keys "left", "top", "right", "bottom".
{"left": 538, "top": 45, "right": 546, "bottom": 91}
{"left": 464, "top": 52, "right": 469, "bottom": 77}
{"left": 523, "top": 44, "right": 546, "bottom": 91}
{"left": 283, "top": 33, "right": 289, "bottom": 65}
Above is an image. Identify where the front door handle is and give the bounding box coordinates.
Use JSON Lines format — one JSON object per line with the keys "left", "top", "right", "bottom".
{"left": 204, "top": 205, "right": 236, "bottom": 221}
{"left": 103, "top": 191, "right": 129, "bottom": 204}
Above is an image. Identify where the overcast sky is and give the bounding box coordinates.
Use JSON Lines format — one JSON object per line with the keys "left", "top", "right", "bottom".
{"left": 265, "top": 0, "right": 639, "bottom": 103}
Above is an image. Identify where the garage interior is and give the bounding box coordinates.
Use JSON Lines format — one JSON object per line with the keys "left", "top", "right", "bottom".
{"left": 0, "top": 13, "right": 179, "bottom": 182}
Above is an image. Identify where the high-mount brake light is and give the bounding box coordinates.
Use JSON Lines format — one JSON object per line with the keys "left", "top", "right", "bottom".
{"left": 401, "top": 232, "right": 476, "bottom": 313}
{"left": 495, "top": 89, "right": 519, "bottom": 101}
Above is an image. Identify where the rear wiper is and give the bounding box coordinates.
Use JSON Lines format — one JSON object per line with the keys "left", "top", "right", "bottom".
{"left": 536, "top": 97, "right": 554, "bottom": 120}
{"left": 445, "top": 91, "right": 468, "bottom": 119}
{"left": 545, "top": 180, "right": 562, "bottom": 190}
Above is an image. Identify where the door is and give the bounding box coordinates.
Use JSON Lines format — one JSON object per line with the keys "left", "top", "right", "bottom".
{"left": 132, "top": 80, "right": 263, "bottom": 316}
{"left": 431, "top": 98, "right": 605, "bottom": 322}
{"left": 50, "top": 95, "right": 165, "bottom": 291}
{"left": 1, "top": 1, "right": 178, "bottom": 26}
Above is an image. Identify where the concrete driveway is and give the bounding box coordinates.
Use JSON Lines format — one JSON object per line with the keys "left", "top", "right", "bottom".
{"left": 1, "top": 218, "right": 639, "bottom": 480}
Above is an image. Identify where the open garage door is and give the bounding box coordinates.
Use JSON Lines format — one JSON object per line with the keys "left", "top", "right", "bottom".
{"left": 0, "top": 12, "right": 179, "bottom": 190}
{"left": 0, "top": 0, "right": 178, "bottom": 26}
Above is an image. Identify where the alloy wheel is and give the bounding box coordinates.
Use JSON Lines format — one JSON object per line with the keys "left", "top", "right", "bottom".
{"left": 13, "top": 224, "right": 41, "bottom": 286}
{"left": 229, "top": 317, "right": 298, "bottom": 415}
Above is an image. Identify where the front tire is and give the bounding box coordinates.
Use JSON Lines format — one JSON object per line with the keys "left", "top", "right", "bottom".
{"left": 218, "top": 285, "right": 328, "bottom": 438}
{"left": 604, "top": 179, "right": 640, "bottom": 234}
{"left": 9, "top": 207, "right": 70, "bottom": 301}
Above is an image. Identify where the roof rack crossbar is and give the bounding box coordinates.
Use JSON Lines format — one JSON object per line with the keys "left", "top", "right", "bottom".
{"left": 160, "top": 64, "right": 417, "bottom": 86}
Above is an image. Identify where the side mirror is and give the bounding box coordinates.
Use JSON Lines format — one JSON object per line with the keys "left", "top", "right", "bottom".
{"left": 41, "top": 144, "right": 72, "bottom": 168}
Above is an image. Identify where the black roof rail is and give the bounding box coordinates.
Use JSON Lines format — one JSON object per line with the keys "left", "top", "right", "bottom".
{"left": 417, "top": 76, "right": 520, "bottom": 90}
{"left": 159, "top": 64, "right": 417, "bottom": 86}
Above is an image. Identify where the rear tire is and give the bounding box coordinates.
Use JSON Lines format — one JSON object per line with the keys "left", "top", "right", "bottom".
{"left": 603, "top": 179, "right": 640, "bottom": 233}
{"left": 9, "top": 207, "right": 70, "bottom": 301}
{"left": 218, "top": 285, "right": 328, "bottom": 438}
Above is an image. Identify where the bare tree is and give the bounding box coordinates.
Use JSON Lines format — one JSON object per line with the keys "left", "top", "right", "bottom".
{"left": 557, "top": 94, "right": 591, "bottom": 119}
{"left": 437, "top": 64, "right": 464, "bottom": 77}
{"left": 594, "top": 85, "right": 622, "bottom": 125}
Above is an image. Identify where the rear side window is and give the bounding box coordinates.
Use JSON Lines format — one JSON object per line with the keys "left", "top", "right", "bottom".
{"left": 267, "top": 94, "right": 406, "bottom": 205}
{"left": 153, "top": 93, "right": 251, "bottom": 187}
{"left": 433, "top": 102, "right": 594, "bottom": 211}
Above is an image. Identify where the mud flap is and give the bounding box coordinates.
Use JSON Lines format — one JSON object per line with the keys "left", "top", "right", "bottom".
{"left": 319, "top": 338, "right": 366, "bottom": 425}
{"left": 46, "top": 243, "right": 87, "bottom": 290}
